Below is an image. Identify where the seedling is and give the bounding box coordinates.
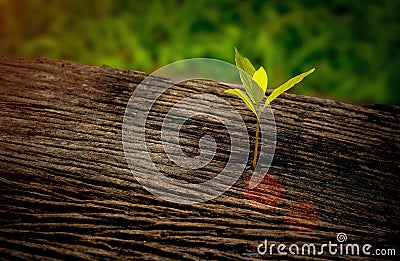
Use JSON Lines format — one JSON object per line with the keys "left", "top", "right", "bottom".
{"left": 225, "top": 47, "right": 315, "bottom": 168}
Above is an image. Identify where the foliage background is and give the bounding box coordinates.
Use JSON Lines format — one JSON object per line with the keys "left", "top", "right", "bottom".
{"left": 1, "top": 0, "right": 399, "bottom": 105}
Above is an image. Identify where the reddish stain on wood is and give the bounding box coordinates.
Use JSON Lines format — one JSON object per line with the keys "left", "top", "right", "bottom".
{"left": 245, "top": 172, "right": 285, "bottom": 211}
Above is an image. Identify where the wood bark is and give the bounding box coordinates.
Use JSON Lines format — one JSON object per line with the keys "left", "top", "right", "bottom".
{"left": 0, "top": 57, "right": 399, "bottom": 260}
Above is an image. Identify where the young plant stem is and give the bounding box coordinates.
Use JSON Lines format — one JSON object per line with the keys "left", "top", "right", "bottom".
{"left": 252, "top": 106, "right": 262, "bottom": 168}
{"left": 252, "top": 119, "right": 260, "bottom": 168}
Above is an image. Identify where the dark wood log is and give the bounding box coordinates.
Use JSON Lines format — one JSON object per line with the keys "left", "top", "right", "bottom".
{"left": 0, "top": 57, "right": 398, "bottom": 260}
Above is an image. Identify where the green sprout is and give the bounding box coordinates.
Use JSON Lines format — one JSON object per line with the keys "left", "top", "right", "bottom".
{"left": 225, "top": 47, "right": 315, "bottom": 168}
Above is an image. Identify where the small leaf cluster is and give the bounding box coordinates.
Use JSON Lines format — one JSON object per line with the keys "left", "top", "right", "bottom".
{"left": 226, "top": 47, "right": 315, "bottom": 118}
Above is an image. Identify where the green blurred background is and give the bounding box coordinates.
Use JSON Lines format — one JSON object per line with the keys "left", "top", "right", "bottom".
{"left": 1, "top": 0, "right": 399, "bottom": 104}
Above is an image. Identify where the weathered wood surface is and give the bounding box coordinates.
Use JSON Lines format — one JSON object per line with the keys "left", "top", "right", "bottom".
{"left": 0, "top": 57, "right": 399, "bottom": 260}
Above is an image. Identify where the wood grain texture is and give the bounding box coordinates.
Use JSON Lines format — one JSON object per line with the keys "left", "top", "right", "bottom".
{"left": 0, "top": 57, "right": 399, "bottom": 260}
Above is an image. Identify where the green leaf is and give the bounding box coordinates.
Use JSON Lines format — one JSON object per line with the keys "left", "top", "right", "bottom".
{"left": 234, "top": 47, "right": 264, "bottom": 104}
{"left": 239, "top": 71, "right": 265, "bottom": 104}
{"left": 234, "top": 47, "right": 255, "bottom": 76}
{"left": 225, "top": 88, "right": 257, "bottom": 116}
{"left": 253, "top": 66, "right": 268, "bottom": 93}
{"left": 264, "top": 68, "right": 315, "bottom": 107}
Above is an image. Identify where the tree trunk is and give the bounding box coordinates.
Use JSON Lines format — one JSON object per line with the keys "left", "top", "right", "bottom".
{"left": 0, "top": 57, "right": 398, "bottom": 260}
